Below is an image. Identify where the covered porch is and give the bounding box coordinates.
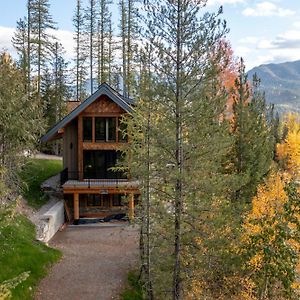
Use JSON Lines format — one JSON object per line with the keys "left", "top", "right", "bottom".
{"left": 63, "top": 179, "right": 139, "bottom": 224}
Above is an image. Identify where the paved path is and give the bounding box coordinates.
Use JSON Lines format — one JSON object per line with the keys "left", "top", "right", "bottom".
{"left": 35, "top": 225, "right": 139, "bottom": 300}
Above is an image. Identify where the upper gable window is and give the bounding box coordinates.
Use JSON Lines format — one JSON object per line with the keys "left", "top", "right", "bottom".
{"left": 108, "top": 118, "right": 116, "bottom": 141}
{"left": 83, "top": 117, "right": 92, "bottom": 141}
{"left": 95, "top": 117, "right": 116, "bottom": 142}
{"left": 95, "top": 117, "right": 106, "bottom": 142}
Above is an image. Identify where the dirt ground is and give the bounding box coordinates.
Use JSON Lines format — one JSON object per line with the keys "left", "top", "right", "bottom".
{"left": 35, "top": 225, "right": 139, "bottom": 300}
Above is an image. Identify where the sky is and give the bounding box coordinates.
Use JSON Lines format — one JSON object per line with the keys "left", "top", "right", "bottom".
{"left": 0, "top": 0, "right": 300, "bottom": 70}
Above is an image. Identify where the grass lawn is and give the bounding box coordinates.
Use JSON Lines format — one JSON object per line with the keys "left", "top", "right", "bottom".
{"left": 0, "top": 211, "right": 61, "bottom": 299}
{"left": 121, "top": 271, "right": 144, "bottom": 300}
{"left": 19, "top": 158, "right": 63, "bottom": 209}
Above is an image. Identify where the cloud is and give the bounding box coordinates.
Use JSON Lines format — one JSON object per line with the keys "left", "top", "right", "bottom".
{"left": 237, "top": 29, "right": 300, "bottom": 69}
{"left": 259, "top": 49, "right": 300, "bottom": 65}
{"left": 242, "top": 1, "right": 295, "bottom": 17}
{"left": 0, "top": 26, "right": 75, "bottom": 61}
{"left": 48, "top": 29, "right": 75, "bottom": 61}
{"left": 257, "top": 31, "right": 300, "bottom": 50}
{"left": 293, "top": 21, "right": 300, "bottom": 29}
{"left": 239, "top": 36, "right": 259, "bottom": 44}
{"left": 206, "top": 0, "right": 245, "bottom": 6}
{"left": 0, "top": 26, "right": 16, "bottom": 55}
{"left": 235, "top": 46, "right": 251, "bottom": 57}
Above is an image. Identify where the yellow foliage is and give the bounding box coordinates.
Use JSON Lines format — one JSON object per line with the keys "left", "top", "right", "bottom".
{"left": 276, "top": 113, "right": 300, "bottom": 176}
{"left": 242, "top": 170, "right": 300, "bottom": 297}
{"left": 247, "top": 172, "right": 288, "bottom": 221}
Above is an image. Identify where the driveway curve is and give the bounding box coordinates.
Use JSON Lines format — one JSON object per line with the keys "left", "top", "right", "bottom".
{"left": 35, "top": 225, "right": 139, "bottom": 300}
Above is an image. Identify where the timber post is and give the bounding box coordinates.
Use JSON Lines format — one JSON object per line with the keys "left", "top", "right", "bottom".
{"left": 129, "top": 193, "right": 135, "bottom": 221}
{"left": 74, "top": 193, "right": 79, "bottom": 225}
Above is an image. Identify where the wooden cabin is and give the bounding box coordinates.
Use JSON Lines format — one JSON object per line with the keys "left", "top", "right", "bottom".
{"left": 41, "top": 83, "right": 139, "bottom": 224}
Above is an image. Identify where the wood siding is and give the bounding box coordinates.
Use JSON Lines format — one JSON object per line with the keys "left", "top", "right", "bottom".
{"left": 82, "top": 95, "right": 125, "bottom": 115}
{"left": 63, "top": 119, "right": 78, "bottom": 174}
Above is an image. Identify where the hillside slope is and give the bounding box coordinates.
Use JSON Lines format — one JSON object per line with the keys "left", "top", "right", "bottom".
{"left": 248, "top": 60, "right": 300, "bottom": 114}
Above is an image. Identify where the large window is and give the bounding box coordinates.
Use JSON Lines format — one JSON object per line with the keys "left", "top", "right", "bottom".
{"left": 83, "top": 117, "right": 126, "bottom": 143}
{"left": 83, "top": 150, "right": 125, "bottom": 179}
{"left": 83, "top": 117, "right": 92, "bottom": 141}
{"left": 95, "top": 117, "right": 106, "bottom": 141}
{"left": 95, "top": 117, "right": 116, "bottom": 142}
{"left": 108, "top": 118, "right": 116, "bottom": 141}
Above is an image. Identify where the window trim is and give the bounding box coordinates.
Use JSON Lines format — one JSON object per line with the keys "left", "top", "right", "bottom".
{"left": 82, "top": 117, "right": 93, "bottom": 142}
{"left": 85, "top": 116, "right": 118, "bottom": 143}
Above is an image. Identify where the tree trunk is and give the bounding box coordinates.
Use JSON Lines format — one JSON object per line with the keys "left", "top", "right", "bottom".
{"left": 27, "top": 0, "right": 31, "bottom": 100}
{"left": 173, "top": 2, "right": 183, "bottom": 299}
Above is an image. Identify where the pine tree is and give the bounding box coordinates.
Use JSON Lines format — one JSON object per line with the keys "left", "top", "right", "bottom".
{"left": 41, "top": 42, "right": 69, "bottom": 154}
{"left": 119, "top": 0, "right": 127, "bottom": 95}
{"left": 107, "top": 18, "right": 114, "bottom": 85}
{"left": 27, "top": 0, "right": 32, "bottom": 98}
{"left": 12, "top": 18, "right": 29, "bottom": 89}
{"left": 0, "top": 52, "right": 44, "bottom": 191}
{"left": 127, "top": 2, "right": 233, "bottom": 298}
{"left": 118, "top": 0, "right": 138, "bottom": 96}
{"left": 30, "top": 0, "right": 56, "bottom": 99}
{"left": 96, "top": 0, "right": 112, "bottom": 85}
{"left": 73, "top": 0, "right": 87, "bottom": 101}
{"left": 230, "top": 60, "right": 274, "bottom": 202}
{"left": 12, "top": 0, "right": 34, "bottom": 98}
{"left": 52, "top": 42, "right": 69, "bottom": 123}
{"left": 85, "top": 0, "right": 98, "bottom": 94}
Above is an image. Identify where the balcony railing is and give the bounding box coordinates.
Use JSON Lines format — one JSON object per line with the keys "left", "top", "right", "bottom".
{"left": 60, "top": 168, "right": 129, "bottom": 188}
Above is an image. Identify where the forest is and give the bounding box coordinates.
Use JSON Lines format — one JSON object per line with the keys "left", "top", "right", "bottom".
{"left": 1, "top": 0, "right": 300, "bottom": 299}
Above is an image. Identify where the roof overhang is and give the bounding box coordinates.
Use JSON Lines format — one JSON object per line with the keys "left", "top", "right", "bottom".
{"left": 40, "top": 83, "right": 133, "bottom": 143}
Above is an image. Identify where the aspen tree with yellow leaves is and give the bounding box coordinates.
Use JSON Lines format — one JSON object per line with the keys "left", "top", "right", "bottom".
{"left": 277, "top": 113, "right": 300, "bottom": 177}
{"left": 242, "top": 173, "right": 300, "bottom": 299}
{"left": 240, "top": 114, "right": 300, "bottom": 299}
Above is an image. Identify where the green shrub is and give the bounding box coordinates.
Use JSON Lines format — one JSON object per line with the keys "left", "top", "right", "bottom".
{"left": 121, "top": 271, "right": 144, "bottom": 300}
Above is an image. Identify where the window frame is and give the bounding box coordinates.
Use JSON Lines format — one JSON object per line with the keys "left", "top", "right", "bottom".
{"left": 82, "top": 117, "right": 93, "bottom": 142}
{"left": 82, "top": 116, "right": 127, "bottom": 143}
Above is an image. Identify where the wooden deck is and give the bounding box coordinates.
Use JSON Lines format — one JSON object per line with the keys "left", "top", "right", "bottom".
{"left": 63, "top": 179, "right": 139, "bottom": 189}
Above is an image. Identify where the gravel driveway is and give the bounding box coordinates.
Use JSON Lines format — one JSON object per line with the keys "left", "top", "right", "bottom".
{"left": 35, "top": 225, "right": 139, "bottom": 300}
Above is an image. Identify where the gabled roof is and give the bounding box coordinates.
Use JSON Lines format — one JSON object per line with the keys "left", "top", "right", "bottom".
{"left": 40, "top": 83, "right": 133, "bottom": 143}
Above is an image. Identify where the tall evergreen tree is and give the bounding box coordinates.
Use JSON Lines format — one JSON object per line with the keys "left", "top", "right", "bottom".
{"left": 41, "top": 43, "right": 69, "bottom": 154}
{"left": 73, "top": 0, "right": 87, "bottom": 101}
{"left": 230, "top": 60, "right": 274, "bottom": 201}
{"left": 119, "top": 0, "right": 127, "bottom": 95}
{"left": 119, "top": 0, "right": 138, "bottom": 96}
{"left": 27, "top": 0, "right": 32, "bottom": 98}
{"left": 0, "top": 52, "right": 44, "bottom": 191}
{"left": 52, "top": 42, "right": 69, "bottom": 123}
{"left": 126, "top": 2, "right": 233, "bottom": 298}
{"left": 96, "top": 0, "right": 112, "bottom": 85}
{"left": 85, "top": 0, "right": 98, "bottom": 94}
{"left": 12, "top": 18, "right": 29, "bottom": 88}
{"left": 30, "top": 0, "right": 56, "bottom": 98}
{"left": 12, "top": 0, "right": 34, "bottom": 98}
{"left": 107, "top": 18, "right": 114, "bottom": 85}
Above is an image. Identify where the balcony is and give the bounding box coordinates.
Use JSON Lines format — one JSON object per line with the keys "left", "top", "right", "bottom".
{"left": 60, "top": 168, "right": 139, "bottom": 191}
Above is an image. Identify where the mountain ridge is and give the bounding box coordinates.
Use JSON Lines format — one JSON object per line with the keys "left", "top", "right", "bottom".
{"left": 247, "top": 60, "right": 300, "bottom": 114}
